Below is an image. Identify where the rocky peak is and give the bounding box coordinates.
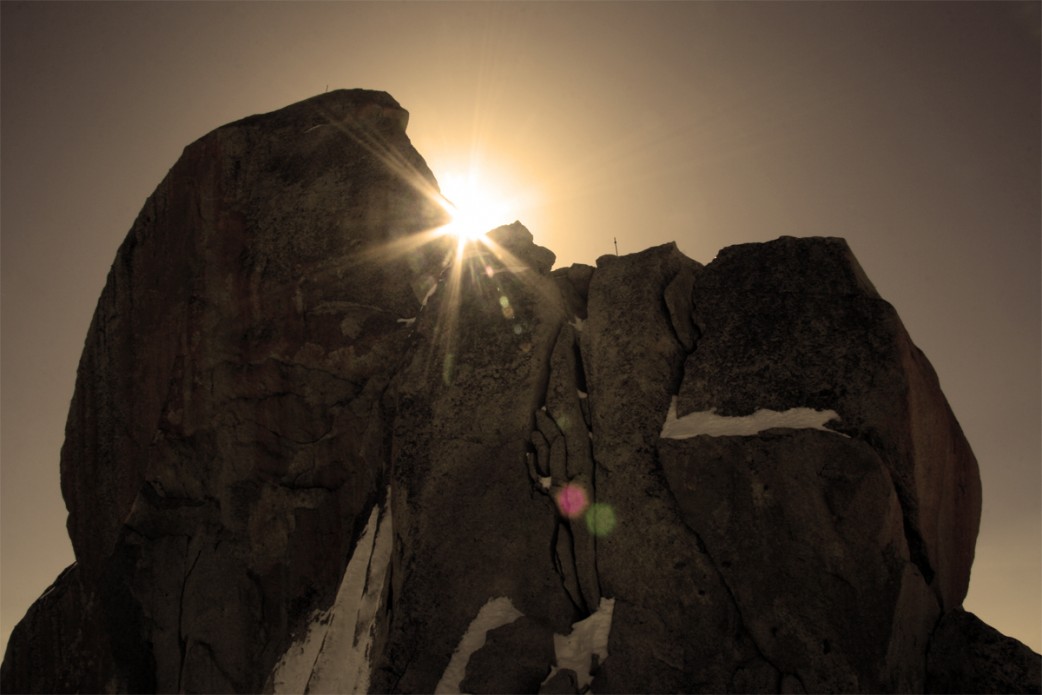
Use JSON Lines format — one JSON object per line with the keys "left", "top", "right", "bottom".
{"left": 485, "top": 221, "right": 557, "bottom": 274}
{"left": 3, "top": 92, "right": 1038, "bottom": 694}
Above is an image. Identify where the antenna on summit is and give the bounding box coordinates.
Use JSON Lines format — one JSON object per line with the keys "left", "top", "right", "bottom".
{"left": 614, "top": 237, "right": 619, "bottom": 255}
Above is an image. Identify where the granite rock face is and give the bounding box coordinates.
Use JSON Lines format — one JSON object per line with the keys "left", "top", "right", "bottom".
{"left": 927, "top": 609, "right": 1042, "bottom": 694}
{"left": 675, "top": 237, "right": 980, "bottom": 613}
{"left": 3, "top": 91, "right": 1037, "bottom": 694}
{"left": 3, "top": 90, "right": 451, "bottom": 694}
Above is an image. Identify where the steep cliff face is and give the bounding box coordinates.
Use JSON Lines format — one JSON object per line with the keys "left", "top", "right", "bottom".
{"left": 3, "top": 91, "right": 1037, "bottom": 694}
{"left": 3, "top": 90, "right": 451, "bottom": 693}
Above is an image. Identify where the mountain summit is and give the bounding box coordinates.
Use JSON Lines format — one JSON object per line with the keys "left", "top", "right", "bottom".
{"left": 3, "top": 90, "right": 1038, "bottom": 694}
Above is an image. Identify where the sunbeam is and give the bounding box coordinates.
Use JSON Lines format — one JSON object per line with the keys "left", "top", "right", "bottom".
{"left": 436, "top": 170, "right": 514, "bottom": 246}
{"left": 314, "top": 108, "right": 555, "bottom": 393}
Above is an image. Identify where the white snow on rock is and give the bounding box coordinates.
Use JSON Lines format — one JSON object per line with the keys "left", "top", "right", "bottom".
{"left": 271, "top": 490, "right": 394, "bottom": 694}
{"left": 539, "top": 476, "right": 553, "bottom": 490}
{"left": 397, "top": 317, "right": 417, "bottom": 326}
{"left": 435, "top": 597, "right": 524, "bottom": 694}
{"left": 421, "top": 280, "right": 440, "bottom": 308}
{"left": 660, "top": 397, "right": 846, "bottom": 439}
{"left": 542, "top": 597, "right": 616, "bottom": 692}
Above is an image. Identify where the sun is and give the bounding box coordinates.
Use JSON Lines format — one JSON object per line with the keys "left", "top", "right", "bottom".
{"left": 437, "top": 171, "right": 514, "bottom": 245}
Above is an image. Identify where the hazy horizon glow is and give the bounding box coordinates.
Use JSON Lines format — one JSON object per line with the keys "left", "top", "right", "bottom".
{"left": 2, "top": 1, "right": 1038, "bottom": 657}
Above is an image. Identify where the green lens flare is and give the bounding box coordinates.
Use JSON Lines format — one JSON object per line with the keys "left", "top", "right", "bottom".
{"left": 584, "top": 503, "right": 616, "bottom": 536}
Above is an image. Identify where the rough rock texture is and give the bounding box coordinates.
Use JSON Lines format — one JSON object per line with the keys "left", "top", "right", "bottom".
{"left": 675, "top": 237, "right": 981, "bottom": 613}
{"left": 3, "top": 91, "right": 1037, "bottom": 694}
{"left": 659, "top": 431, "right": 938, "bottom": 692}
{"left": 372, "top": 224, "right": 577, "bottom": 693}
{"left": 926, "top": 609, "right": 1042, "bottom": 694}
{"left": 3, "top": 90, "right": 450, "bottom": 694}
{"left": 0, "top": 564, "right": 116, "bottom": 693}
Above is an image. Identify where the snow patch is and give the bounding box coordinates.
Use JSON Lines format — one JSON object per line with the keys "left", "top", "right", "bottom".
{"left": 660, "top": 397, "right": 846, "bottom": 439}
{"left": 542, "top": 597, "right": 615, "bottom": 691}
{"left": 272, "top": 490, "right": 394, "bottom": 694}
{"left": 421, "top": 280, "right": 440, "bottom": 308}
{"left": 576, "top": 389, "right": 588, "bottom": 400}
{"left": 435, "top": 597, "right": 524, "bottom": 694}
{"left": 539, "top": 476, "right": 553, "bottom": 490}
{"left": 397, "top": 317, "right": 416, "bottom": 326}
{"left": 570, "top": 317, "right": 585, "bottom": 332}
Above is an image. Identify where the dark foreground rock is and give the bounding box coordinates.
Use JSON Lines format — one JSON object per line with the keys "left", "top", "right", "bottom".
{"left": 3, "top": 91, "right": 1037, "bottom": 694}
{"left": 927, "top": 609, "right": 1042, "bottom": 694}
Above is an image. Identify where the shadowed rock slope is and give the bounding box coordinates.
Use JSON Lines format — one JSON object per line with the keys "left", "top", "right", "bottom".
{"left": 3, "top": 90, "right": 1038, "bottom": 694}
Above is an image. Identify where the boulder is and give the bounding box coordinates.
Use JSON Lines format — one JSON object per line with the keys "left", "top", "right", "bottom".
{"left": 676, "top": 236, "right": 981, "bottom": 612}
{"left": 4, "top": 89, "right": 450, "bottom": 693}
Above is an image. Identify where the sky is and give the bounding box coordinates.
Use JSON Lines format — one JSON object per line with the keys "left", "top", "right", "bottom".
{"left": 2, "top": 1, "right": 1039, "bottom": 657}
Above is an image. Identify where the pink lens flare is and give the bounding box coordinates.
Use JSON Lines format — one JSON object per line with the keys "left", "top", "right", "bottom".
{"left": 555, "top": 483, "right": 589, "bottom": 519}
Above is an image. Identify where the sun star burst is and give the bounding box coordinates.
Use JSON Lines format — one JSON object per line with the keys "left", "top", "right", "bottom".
{"left": 436, "top": 171, "right": 514, "bottom": 248}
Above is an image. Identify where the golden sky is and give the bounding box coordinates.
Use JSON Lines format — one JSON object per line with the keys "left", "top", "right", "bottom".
{"left": 2, "top": 1, "right": 1039, "bottom": 655}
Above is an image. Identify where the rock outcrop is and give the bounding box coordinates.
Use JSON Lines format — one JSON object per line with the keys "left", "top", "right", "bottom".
{"left": 3, "top": 90, "right": 1038, "bottom": 694}
{"left": 927, "top": 609, "right": 1042, "bottom": 694}
{"left": 4, "top": 89, "right": 451, "bottom": 694}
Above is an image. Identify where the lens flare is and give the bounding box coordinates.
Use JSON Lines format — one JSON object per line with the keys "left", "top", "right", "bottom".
{"left": 556, "top": 483, "right": 589, "bottom": 519}
{"left": 437, "top": 171, "right": 514, "bottom": 245}
{"left": 584, "top": 503, "right": 617, "bottom": 536}
{"left": 292, "top": 111, "right": 548, "bottom": 398}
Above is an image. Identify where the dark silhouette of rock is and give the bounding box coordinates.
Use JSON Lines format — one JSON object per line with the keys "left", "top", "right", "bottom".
{"left": 660, "top": 431, "right": 938, "bottom": 692}
{"left": 371, "top": 223, "right": 577, "bottom": 693}
{"left": 675, "top": 237, "right": 981, "bottom": 613}
{"left": 0, "top": 565, "right": 122, "bottom": 694}
{"left": 3, "top": 91, "right": 1037, "bottom": 694}
{"left": 460, "top": 617, "right": 557, "bottom": 694}
{"left": 539, "top": 668, "right": 579, "bottom": 694}
{"left": 926, "top": 609, "right": 1042, "bottom": 694}
{"left": 3, "top": 89, "right": 450, "bottom": 694}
